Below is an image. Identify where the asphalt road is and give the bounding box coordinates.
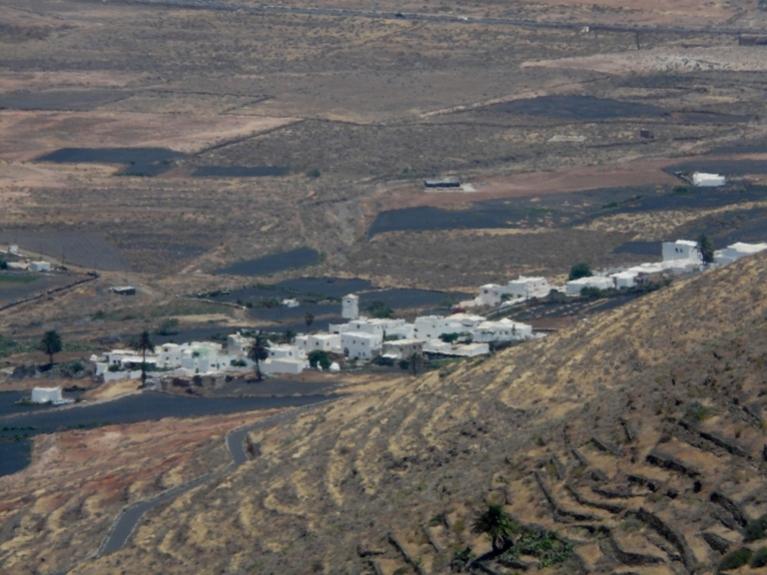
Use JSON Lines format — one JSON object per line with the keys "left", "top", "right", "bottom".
{"left": 96, "top": 404, "right": 327, "bottom": 558}
{"left": 97, "top": 0, "right": 755, "bottom": 37}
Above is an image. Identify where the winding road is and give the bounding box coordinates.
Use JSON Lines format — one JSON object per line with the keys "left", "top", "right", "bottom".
{"left": 97, "top": 406, "right": 322, "bottom": 557}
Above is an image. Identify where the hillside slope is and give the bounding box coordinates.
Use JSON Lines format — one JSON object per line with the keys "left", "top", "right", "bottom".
{"left": 73, "top": 255, "right": 767, "bottom": 575}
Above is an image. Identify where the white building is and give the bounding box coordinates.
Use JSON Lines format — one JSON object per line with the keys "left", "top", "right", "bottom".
{"left": 413, "top": 313, "right": 485, "bottom": 340}
{"left": 29, "top": 261, "right": 51, "bottom": 272}
{"left": 477, "top": 283, "right": 506, "bottom": 306}
{"left": 341, "top": 331, "right": 382, "bottom": 361}
{"left": 268, "top": 344, "right": 305, "bottom": 360}
{"left": 227, "top": 333, "right": 253, "bottom": 356}
{"left": 662, "top": 240, "right": 702, "bottom": 264}
{"left": 382, "top": 338, "right": 425, "bottom": 360}
{"left": 330, "top": 318, "right": 413, "bottom": 340}
{"left": 281, "top": 298, "right": 300, "bottom": 308}
{"left": 31, "top": 386, "right": 70, "bottom": 405}
{"left": 692, "top": 172, "right": 726, "bottom": 187}
{"left": 565, "top": 276, "right": 614, "bottom": 297}
{"left": 610, "top": 270, "right": 639, "bottom": 289}
{"left": 342, "top": 293, "right": 360, "bottom": 320}
{"left": 423, "top": 340, "right": 490, "bottom": 358}
{"left": 506, "top": 276, "right": 551, "bottom": 299}
{"left": 714, "top": 242, "right": 767, "bottom": 266}
{"left": 470, "top": 319, "right": 533, "bottom": 343}
{"left": 262, "top": 357, "right": 308, "bottom": 375}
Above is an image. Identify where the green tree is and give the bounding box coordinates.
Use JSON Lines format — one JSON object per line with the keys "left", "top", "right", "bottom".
{"left": 0, "top": 255, "right": 7, "bottom": 270}
{"left": 136, "top": 330, "right": 154, "bottom": 388}
{"left": 308, "top": 350, "right": 332, "bottom": 370}
{"left": 249, "top": 335, "right": 270, "bottom": 381}
{"left": 568, "top": 262, "right": 592, "bottom": 281}
{"left": 284, "top": 329, "right": 296, "bottom": 344}
{"left": 304, "top": 312, "right": 315, "bottom": 329}
{"left": 39, "top": 330, "right": 62, "bottom": 366}
{"left": 366, "top": 300, "right": 394, "bottom": 319}
{"left": 472, "top": 504, "right": 518, "bottom": 552}
{"left": 697, "top": 233, "right": 714, "bottom": 264}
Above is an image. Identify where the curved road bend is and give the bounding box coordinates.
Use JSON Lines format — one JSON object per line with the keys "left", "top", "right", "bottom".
{"left": 102, "top": 0, "right": 755, "bottom": 37}
{"left": 98, "top": 405, "right": 328, "bottom": 557}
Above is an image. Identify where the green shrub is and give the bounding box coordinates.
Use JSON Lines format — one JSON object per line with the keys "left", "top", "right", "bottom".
{"left": 751, "top": 547, "right": 767, "bottom": 568}
{"left": 308, "top": 350, "right": 332, "bottom": 370}
{"left": 745, "top": 514, "right": 767, "bottom": 541}
{"left": 719, "top": 547, "right": 753, "bottom": 571}
{"left": 568, "top": 262, "right": 592, "bottom": 280}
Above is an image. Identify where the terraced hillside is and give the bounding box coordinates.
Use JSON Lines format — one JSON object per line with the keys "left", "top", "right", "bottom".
{"left": 62, "top": 254, "right": 767, "bottom": 574}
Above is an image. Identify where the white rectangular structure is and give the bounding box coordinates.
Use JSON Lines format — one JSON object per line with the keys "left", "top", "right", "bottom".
{"left": 342, "top": 294, "right": 359, "bottom": 320}
{"left": 423, "top": 340, "right": 490, "bottom": 357}
{"left": 477, "top": 283, "right": 505, "bottom": 306}
{"left": 610, "top": 271, "right": 638, "bottom": 289}
{"left": 31, "top": 386, "right": 64, "bottom": 404}
{"left": 692, "top": 172, "right": 726, "bottom": 187}
{"left": 506, "top": 276, "right": 551, "bottom": 299}
{"left": 565, "top": 276, "right": 614, "bottom": 296}
{"left": 662, "top": 240, "right": 702, "bottom": 264}
{"left": 341, "top": 331, "right": 382, "bottom": 361}
{"left": 382, "top": 338, "right": 425, "bottom": 360}
{"left": 262, "top": 357, "right": 307, "bottom": 375}
{"left": 29, "top": 261, "right": 51, "bottom": 272}
{"left": 471, "top": 319, "right": 533, "bottom": 343}
{"left": 714, "top": 242, "right": 767, "bottom": 266}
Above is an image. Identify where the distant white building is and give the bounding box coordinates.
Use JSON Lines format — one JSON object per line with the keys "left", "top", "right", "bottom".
{"left": 714, "top": 242, "right": 767, "bottom": 266}
{"left": 29, "top": 261, "right": 51, "bottom": 272}
{"left": 470, "top": 319, "right": 533, "bottom": 343}
{"left": 506, "top": 276, "right": 551, "bottom": 299}
{"left": 565, "top": 276, "right": 614, "bottom": 297}
{"left": 268, "top": 344, "right": 305, "bottom": 360}
{"left": 262, "top": 357, "right": 308, "bottom": 375}
{"left": 692, "top": 172, "right": 726, "bottom": 187}
{"left": 8, "top": 244, "right": 19, "bottom": 256}
{"left": 295, "top": 333, "right": 342, "bottom": 354}
{"left": 382, "top": 338, "right": 425, "bottom": 360}
{"left": 30, "top": 386, "right": 71, "bottom": 405}
{"left": 413, "top": 313, "right": 485, "bottom": 340}
{"left": 610, "top": 270, "right": 639, "bottom": 289}
{"left": 330, "top": 318, "right": 413, "bottom": 340}
{"left": 477, "top": 283, "right": 506, "bottom": 306}
{"left": 662, "top": 240, "right": 702, "bottom": 264}
{"left": 341, "top": 331, "right": 382, "bottom": 361}
{"left": 281, "top": 298, "right": 300, "bottom": 308}
{"left": 342, "top": 294, "right": 360, "bottom": 320}
{"left": 423, "top": 340, "right": 490, "bottom": 358}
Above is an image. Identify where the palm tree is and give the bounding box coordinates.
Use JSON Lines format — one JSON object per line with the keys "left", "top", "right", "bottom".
{"left": 472, "top": 504, "right": 518, "bottom": 552}
{"left": 137, "top": 330, "right": 154, "bottom": 388}
{"left": 248, "top": 334, "right": 270, "bottom": 382}
{"left": 39, "top": 330, "right": 62, "bottom": 366}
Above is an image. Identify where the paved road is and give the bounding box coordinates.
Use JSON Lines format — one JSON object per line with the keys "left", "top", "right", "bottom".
{"left": 99, "top": 0, "right": 756, "bottom": 37}
{"left": 97, "top": 405, "right": 325, "bottom": 557}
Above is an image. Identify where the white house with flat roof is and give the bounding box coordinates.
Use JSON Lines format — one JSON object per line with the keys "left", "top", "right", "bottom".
{"left": 506, "top": 276, "right": 551, "bottom": 299}
{"left": 610, "top": 270, "right": 638, "bottom": 289}
{"left": 423, "top": 340, "right": 490, "bottom": 358}
{"left": 662, "top": 240, "right": 702, "bottom": 264}
{"left": 382, "top": 338, "right": 425, "bottom": 360}
{"left": 262, "top": 357, "right": 308, "bottom": 375}
{"left": 714, "top": 242, "right": 767, "bottom": 266}
{"left": 341, "top": 331, "right": 382, "bottom": 361}
{"left": 692, "top": 172, "right": 726, "bottom": 187}
{"left": 29, "top": 261, "right": 51, "bottom": 272}
{"left": 470, "top": 319, "right": 533, "bottom": 343}
{"left": 477, "top": 283, "right": 506, "bottom": 306}
{"left": 31, "top": 386, "right": 71, "bottom": 405}
{"left": 295, "top": 333, "right": 342, "bottom": 354}
{"left": 413, "top": 313, "right": 485, "bottom": 340}
{"left": 565, "top": 276, "right": 614, "bottom": 297}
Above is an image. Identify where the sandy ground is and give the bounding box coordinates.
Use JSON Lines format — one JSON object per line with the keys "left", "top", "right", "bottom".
{"left": 525, "top": 46, "right": 767, "bottom": 76}
{"left": 0, "top": 111, "right": 298, "bottom": 161}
